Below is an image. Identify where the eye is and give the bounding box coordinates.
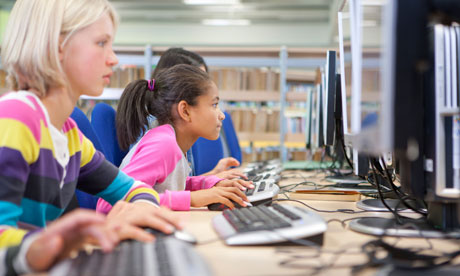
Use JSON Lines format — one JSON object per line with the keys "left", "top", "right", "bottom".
{"left": 212, "top": 103, "right": 218, "bottom": 108}
{"left": 97, "top": 40, "right": 107, "bottom": 47}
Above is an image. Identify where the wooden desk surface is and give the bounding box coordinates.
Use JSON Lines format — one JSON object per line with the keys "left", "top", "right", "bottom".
{"left": 178, "top": 170, "right": 460, "bottom": 276}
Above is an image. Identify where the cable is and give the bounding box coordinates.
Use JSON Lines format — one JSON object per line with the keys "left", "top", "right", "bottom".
{"left": 380, "top": 156, "right": 428, "bottom": 215}
{"left": 272, "top": 198, "right": 376, "bottom": 214}
{"left": 195, "top": 237, "right": 222, "bottom": 246}
{"left": 353, "top": 239, "right": 460, "bottom": 273}
{"left": 370, "top": 158, "right": 404, "bottom": 224}
{"left": 280, "top": 181, "right": 334, "bottom": 193}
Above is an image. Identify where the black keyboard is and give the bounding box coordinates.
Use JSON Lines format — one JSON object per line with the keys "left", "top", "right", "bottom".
{"left": 212, "top": 203, "right": 327, "bottom": 245}
{"left": 50, "top": 237, "right": 212, "bottom": 276}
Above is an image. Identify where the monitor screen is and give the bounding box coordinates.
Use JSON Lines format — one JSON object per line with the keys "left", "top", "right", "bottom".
{"left": 349, "top": 0, "right": 390, "bottom": 155}
{"left": 305, "top": 87, "right": 314, "bottom": 149}
{"left": 338, "top": 2, "right": 369, "bottom": 177}
{"left": 323, "top": 51, "right": 337, "bottom": 146}
{"left": 338, "top": 11, "right": 353, "bottom": 140}
{"left": 314, "top": 81, "right": 324, "bottom": 149}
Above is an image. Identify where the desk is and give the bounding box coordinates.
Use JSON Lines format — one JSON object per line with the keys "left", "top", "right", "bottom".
{"left": 180, "top": 170, "right": 460, "bottom": 276}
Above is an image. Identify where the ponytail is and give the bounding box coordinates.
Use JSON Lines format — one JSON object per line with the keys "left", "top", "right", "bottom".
{"left": 116, "top": 79, "right": 155, "bottom": 150}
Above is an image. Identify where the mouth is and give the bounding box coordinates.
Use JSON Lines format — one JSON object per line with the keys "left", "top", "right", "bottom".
{"left": 103, "top": 72, "right": 112, "bottom": 84}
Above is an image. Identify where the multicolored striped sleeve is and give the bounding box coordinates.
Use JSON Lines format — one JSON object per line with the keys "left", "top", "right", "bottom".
{"left": 76, "top": 131, "right": 159, "bottom": 208}
{"left": 0, "top": 98, "right": 40, "bottom": 248}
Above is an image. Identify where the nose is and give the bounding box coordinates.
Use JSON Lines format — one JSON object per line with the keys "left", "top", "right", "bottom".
{"left": 219, "top": 109, "right": 225, "bottom": 121}
{"left": 107, "top": 48, "right": 118, "bottom": 67}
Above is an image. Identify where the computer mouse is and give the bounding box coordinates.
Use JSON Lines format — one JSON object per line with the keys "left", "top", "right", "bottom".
{"left": 143, "top": 227, "right": 197, "bottom": 245}
{"left": 207, "top": 201, "right": 252, "bottom": 211}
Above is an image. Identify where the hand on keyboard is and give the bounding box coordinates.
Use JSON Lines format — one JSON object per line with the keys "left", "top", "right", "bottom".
{"left": 214, "top": 168, "right": 248, "bottom": 180}
{"left": 208, "top": 200, "right": 252, "bottom": 211}
{"left": 26, "top": 209, "right": 119, "bottom": 273}
{"left": 106, "top": 201, "right": 184, "bottom": 242}
{"left": 215, "top": 178, "right": 254, "bottom": 191}
{"left": 191, "top": 186, "right": 249, "bottom": 209}
{"left": 207, "top": 157, "right": 242, "bottom": 175}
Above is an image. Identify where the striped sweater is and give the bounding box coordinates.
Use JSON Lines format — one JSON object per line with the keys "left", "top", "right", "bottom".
{"left": 97, "top": 124, "right": 223, "bottom": 212}
{"left": 0, "top": 91, "right": 160, "bottom": 248}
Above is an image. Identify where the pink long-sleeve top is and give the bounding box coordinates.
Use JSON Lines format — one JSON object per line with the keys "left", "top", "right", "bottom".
{"left": 97, "top": 124, "right": 223, "bottom": 212}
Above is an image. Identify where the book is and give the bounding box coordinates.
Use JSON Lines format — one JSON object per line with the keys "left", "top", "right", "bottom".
{"left": 287, "top": 189, "right": 361, "bottom": 202}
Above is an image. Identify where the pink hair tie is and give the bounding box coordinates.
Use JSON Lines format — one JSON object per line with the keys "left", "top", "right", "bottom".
{"left": 147, "top": 79, "right": 155, "bottom": 91}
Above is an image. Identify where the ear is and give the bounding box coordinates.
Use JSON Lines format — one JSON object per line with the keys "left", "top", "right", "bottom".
{"left": 58, "top": 36, "right": 65, "bottom": 62}
{"left": 176, "top": 100, "right": 192, "bottom": 122}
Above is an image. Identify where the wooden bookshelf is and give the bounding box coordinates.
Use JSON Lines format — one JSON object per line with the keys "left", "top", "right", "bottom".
{"left": 78, "top": 46, "right": 323, "bottom": 161}
{"left": 219, "top": 91, "right": 308, "bottom": 102}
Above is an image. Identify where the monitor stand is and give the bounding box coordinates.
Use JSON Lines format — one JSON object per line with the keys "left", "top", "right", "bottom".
{"left": 348, "top": 216, "right": 460, "bottom": 238}
{"left": 350, "top": 202, "right": 460, "bottom": 238}
{"left": 356, "top": 199, "right": 408, "bottom": 212}
{"left": 356, "top": 194, "right": 426, "bottom": 212}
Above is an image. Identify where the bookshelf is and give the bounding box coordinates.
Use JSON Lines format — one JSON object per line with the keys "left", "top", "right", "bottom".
{"left": 80, "top": 46, "right": 327, "bottom": 162}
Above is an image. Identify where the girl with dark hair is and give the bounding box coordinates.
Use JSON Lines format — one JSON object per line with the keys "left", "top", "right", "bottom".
{"left": 97, "top": 64, "right": 253, "bottom": 212}
{"left": 152, "top": 47, "right": 209, "bottom": 77}
{"left": 145, "top": 47, "right": 247, "bottom": 180}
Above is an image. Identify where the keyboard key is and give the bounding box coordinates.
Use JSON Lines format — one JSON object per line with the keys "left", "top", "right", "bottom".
{"left": 223, "top": 210, "right": 247, "bottom": 231}
{"left": 257, "top": 182, "right": 266, "bottom": 192}
{"left": 272, "top": 204, "right": 302, "bottom": 220}
{"left": 245, "top": 188, "right": 255, "bottom": 196}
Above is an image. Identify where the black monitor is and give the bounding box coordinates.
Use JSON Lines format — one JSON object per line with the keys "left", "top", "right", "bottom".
{"left": 305, "top": 88, "right": 314, "bottom": 149}
{"left": 323, "top": 51, "right": 337, "bottom": 146}
{"left": 314, "top": 82, "right": 324, "bottom": 149}
{"left": 349, "top": 0, "right": 460, "bottom": 237}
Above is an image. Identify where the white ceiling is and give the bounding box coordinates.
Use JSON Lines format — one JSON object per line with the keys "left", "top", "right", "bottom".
{"left": 0, "top": 0, "right": 344, "bottom": 47}
{"left": 109, "top": 0, "right": 341, "bottom": 47}
{"left": 110, "top": 0, "right": 332, "bottom": 25}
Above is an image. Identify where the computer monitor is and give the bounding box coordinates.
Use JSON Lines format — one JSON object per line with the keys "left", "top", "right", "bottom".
{"left": 338, "top": 5, "right": 369, "bottom": 178}
{"left": 349, "top": 0, "right": 460, "bottom": 236}
{"left": 323, "top": 51, "right": 337, "bottom": 146}
{"left": 305, "top": 87, "right": 314, "bottom": 149}
{"left": 314, "top": 82, "right": 324, "bottom": 149}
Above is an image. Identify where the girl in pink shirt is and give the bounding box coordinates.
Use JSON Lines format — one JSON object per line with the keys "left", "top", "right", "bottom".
{"left": 97, "top": 64, "right": 252, "bottom": 212}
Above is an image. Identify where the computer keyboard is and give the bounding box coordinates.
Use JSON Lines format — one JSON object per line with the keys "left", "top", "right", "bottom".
{"left": 244, "top": 159, "right": 283, "bottom": 177}
{"left": 50, "top": 237, "right": 212, "bottom": 276}
{"left": 245, "top": 179, "right": 279, "bottom": 204}
{"left": 212, "top": 203, "right": 327, "bottom": 246}
{"left": 243, "top": 160, "right": 282, "bottom": 205}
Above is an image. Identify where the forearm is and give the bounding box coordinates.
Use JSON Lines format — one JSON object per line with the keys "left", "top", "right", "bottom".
{"left": 159, "top": 190, "right": 191, "bottom": 211}
{"left": 185, "top": 175, "right": 223, "bottom": 191}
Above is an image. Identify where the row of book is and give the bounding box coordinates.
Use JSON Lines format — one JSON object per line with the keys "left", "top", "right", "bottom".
{"left": 209, "top": 67, "right": 280, "bottom": 91}
{"left": 227, "top": 108, "right": 280, "bottom": 133}
{"left": 105, "top": 66, "right": 282, "bottom": 92}
{"left": 107, "top": 66, "right": 145, "bottom": 89}
{"left": 285, "top": 117, "right": 306, "bottom": 134}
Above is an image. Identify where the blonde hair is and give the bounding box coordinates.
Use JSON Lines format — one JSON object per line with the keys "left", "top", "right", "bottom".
{"left": 1, "top": 0, "right": 118, "bottom": 97}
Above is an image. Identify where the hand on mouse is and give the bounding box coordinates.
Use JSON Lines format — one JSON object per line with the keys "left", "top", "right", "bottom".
{"left": 190, "top": 186, "right": 248, "bottom": 209}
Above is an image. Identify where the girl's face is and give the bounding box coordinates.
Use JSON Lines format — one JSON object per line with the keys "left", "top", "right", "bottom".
{"left": 189, "top": 81, "right": 225, "bottom": 140}
{"left": 60, "top": 13, "right": 118, "bottom": 98}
